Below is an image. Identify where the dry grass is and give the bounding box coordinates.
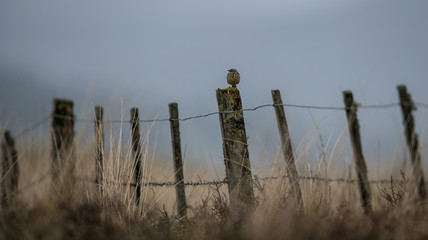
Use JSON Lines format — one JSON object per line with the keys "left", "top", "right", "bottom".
{"left": 2, "top": 125, "right": 428, "bottom": 240}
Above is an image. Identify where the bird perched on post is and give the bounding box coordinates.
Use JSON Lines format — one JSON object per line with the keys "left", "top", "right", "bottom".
{"left": 227, "top": 69, "right": 240, "bottom": 88}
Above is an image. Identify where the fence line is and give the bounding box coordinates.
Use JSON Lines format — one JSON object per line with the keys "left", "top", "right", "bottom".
{"left": 9, "top": 173, "right": 410, "bottom": 198}
{"left": 2, "top": 99, "right": 427, "bottom": 199}
{"left": 73, "top": 174, "right": 408, "bottom": 188}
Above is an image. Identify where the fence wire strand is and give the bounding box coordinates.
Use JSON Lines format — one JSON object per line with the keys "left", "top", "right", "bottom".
{"left": 4, "top": 101, "right": 427, "bottom": 137}
{"left": 14, "top": 115, "right": 51, "bottom": 138}
{"left": 12, "top": 171, "right": 50, "bottom": 196}
{"left": 45, "top": 101, "right": 426, "bottom": 124}
{"left": 415, "top": 101, "right": 428, "bottom": 109}
{"left": 74, "top": 174, "right": 407, "bottom": 188}
{"left": 4, "top": 173, "right": 410, "bottom": 198}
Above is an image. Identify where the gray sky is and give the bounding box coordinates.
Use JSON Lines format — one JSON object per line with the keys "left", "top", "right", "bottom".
{"left": 1, "top": 0, "right": 428, "bottom": 171}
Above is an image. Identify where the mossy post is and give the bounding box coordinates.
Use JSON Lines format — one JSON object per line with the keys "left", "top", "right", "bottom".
{"left": 130, "top": 108, "right": 143, "bottom": 206}
{"left": 94, "top": 106, "right": 104, "bottom": 194}
{"left": 216, "top": 88, "right": 254, "bottom": 207}
{"left": 397, "top": 85, "right": 426, "bottom": 200}
{"left": 51, "top": 99, "right": 75, "bottom": 183}
{"left": 343, "top": 91, "right": 372, "bottom": 214}
{"left": 1, "top": 131, "right": 19, "bottom": 207}
{"left": 271, "top": 90, "right": 303, "bottom": 210}
{"left": 169, "top": 103, "right": 187, "bottom": 219}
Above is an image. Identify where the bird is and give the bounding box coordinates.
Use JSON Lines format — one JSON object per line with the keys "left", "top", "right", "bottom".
{"left": 227, "top": 69, "right": 240, "bottom": 88}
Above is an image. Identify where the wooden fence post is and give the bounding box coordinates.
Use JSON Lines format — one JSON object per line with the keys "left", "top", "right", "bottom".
{"left": 271, "top": 90, "right": 303, "bottom": 209}
{"left": 130, "top": 108, "right": 143, "bottom": 206}
{"left": 397, "top": 85, "right": 426, "bottom": 200}
{"left": 51, "top": 99, "right": 75, "bottom": 182}
{"left": 1, "top": 131, "right": 19, "bottom": 207}
{"left": 168, "top": 103, "right": 187, "bottom": 218}
{"left": 343, "top": 91, "right": 372, "bottom": 214}
{"left": 216, "top": 88, "right": 254, "bottom": 207}
{"left": 94, "top": 106, "right": 104, "bottom": 194}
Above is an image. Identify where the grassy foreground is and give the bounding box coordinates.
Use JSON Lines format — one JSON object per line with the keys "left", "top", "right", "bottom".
{"left": 2, "top": 168, "right": 428, "bottom": 239}
{"left": 2, "top": 187, "right": 428, "bottom": 240}
{"left": 1, "top": 133, "right": 428, "bottom": 239}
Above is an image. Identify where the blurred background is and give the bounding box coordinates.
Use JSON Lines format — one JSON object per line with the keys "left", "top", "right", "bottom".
{"left": 1, "top": 0, "right": 428, "bottom": 174}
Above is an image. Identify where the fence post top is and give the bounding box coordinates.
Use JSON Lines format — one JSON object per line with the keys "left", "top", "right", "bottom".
{"left": 342, "top": 90, "right": 353, "bottom": 96}
{"left": 53, "top": 99, "right": 74, "bottom": 119}
{"left": 397, "top": 85, "right": 407, "bottom": 91}
{"left": 94, "top": 106, "right": 103, "bottom": 113}
{"left": 271, "top": 90, "right": 282, "bottom": 100}
{"left": 130, "top": 108, "right": 140, "bottom": 119}
{"left": 343, "top": 91, "right": 354, "bottom": 105}
{"left": 53, "top": 98, "right": 73, "bottom": 106}
{"left": 3, "top": 130, "right": 11, "bottom": 138}
{"left": 217, "top": 88, "right": 240, "bottom": 94}
{"left": 2, "top": 131, "right": 15, "bottom": 145}
{"left": 397, "top": 85, "right": 410, "bottom": 99}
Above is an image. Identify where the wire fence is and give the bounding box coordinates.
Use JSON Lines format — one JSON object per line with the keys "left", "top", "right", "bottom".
{"left": 14, "top": 115, "right": 51, "bottom": 138}
{"left": 82, "top": 175, "right": 407, "bottom": 187}
{"left": 35, "top": 101, "right": 428, "bottom": 126}
{"left": 7, "top": 101, "right": 428, "bottom": 137}
{"left": 3, "top": 100, "right": 428, "bottom": 195}
{"left": 14, "top": 171, "right": 408, "bottom": 196}
{"left": 2, "top": 101, "right": 408, "bottom": 139}
{"left": 51, "top": 101, "right": 428, "bottom": 124}
{"left": 13, "top": 172, "right": 51, "bottom": 196}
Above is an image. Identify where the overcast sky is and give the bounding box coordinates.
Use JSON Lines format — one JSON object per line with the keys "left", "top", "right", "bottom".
{"left": 1, "top": 0, "right": 428, "bottom": 172}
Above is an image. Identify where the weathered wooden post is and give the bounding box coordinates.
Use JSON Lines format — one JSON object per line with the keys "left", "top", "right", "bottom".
{"left": 343, "top": 91, "right": 372, "bottom": 214}
{"left": 397, "top": 85, "right": 426, "bottom": 200}
{"left": 51, "top": 99, "right": 75, "bottom": 182}
{"left": 216, "top": 88, "right": 254, "bottom": 207}
{"left": 271, "top": 90, "right": 303, "bottom": 209}
{"left": 130, "top": 108, "right": 143, "bottom": 206}
{"left": 168, "top": 103, "right": 187, "bottom": 218}
{"left": 1, "top": 131, "right": 19, "bottom": 207}
{"left": 94, "top": 106, "right": 104, "bottom": 194}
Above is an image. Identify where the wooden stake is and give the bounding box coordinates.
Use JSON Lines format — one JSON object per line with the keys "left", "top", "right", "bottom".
{"left": 1, "top": 131, "right": 19, "bottom": 207}
{"left": 216, "top": 88, "right": 254, "bottom": 207}
{"left": 397, "top": 85, "right": 426, "bottom": 200}
{"left": 51, "top": 99, "right": 75, "bottom": 182}
{"left": 130, "top": 108, "right": 143, "bottom": 206}
{"left": 169, "top": 103, "right": 187, "bottom": 218}
{"left": 343, "top": 91, "right": 372, "bottom": 214}
{"left": 94, "top": 106, "right": 104, "bottom": 194}
{"left": 271, "top": 90, "right": 303, "bottom": 209}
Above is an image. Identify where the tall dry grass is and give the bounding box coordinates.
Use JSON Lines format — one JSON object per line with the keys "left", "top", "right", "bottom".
{"left": 2, "top": 120, "right": 428, "bottom": 240}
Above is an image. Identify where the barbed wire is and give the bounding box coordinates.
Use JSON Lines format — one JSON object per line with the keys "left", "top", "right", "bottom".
{"left": 415, "top": 101, "right": 428, "bottom": 109}
{"left": 3, "top": 174, "right": 405, "bottom": 202}
{"left": 2, "top": 173, "right": 409, "bottom": 200}
{"left": 3, "top": 101, "right": 426, "bottom": 139}
{"left": 48, "top": 101, "right": 419, "bottom": 124}
{"left": 12, "top": 171, "right": 50, "bottom": 196}
{"left": 9, "top": 115, "right": 51, "bottom": 139}
{"left": 74, "top": 174, "right": 408, "bottom": 188}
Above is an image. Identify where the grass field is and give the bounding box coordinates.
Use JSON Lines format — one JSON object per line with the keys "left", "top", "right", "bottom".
{"left": 1, "top": 124, "right": 428, "bottom": 240}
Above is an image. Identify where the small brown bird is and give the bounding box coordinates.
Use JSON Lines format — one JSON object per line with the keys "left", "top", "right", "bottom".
{"left": 227, "top": 69, "right": 240, "bottom": 88}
